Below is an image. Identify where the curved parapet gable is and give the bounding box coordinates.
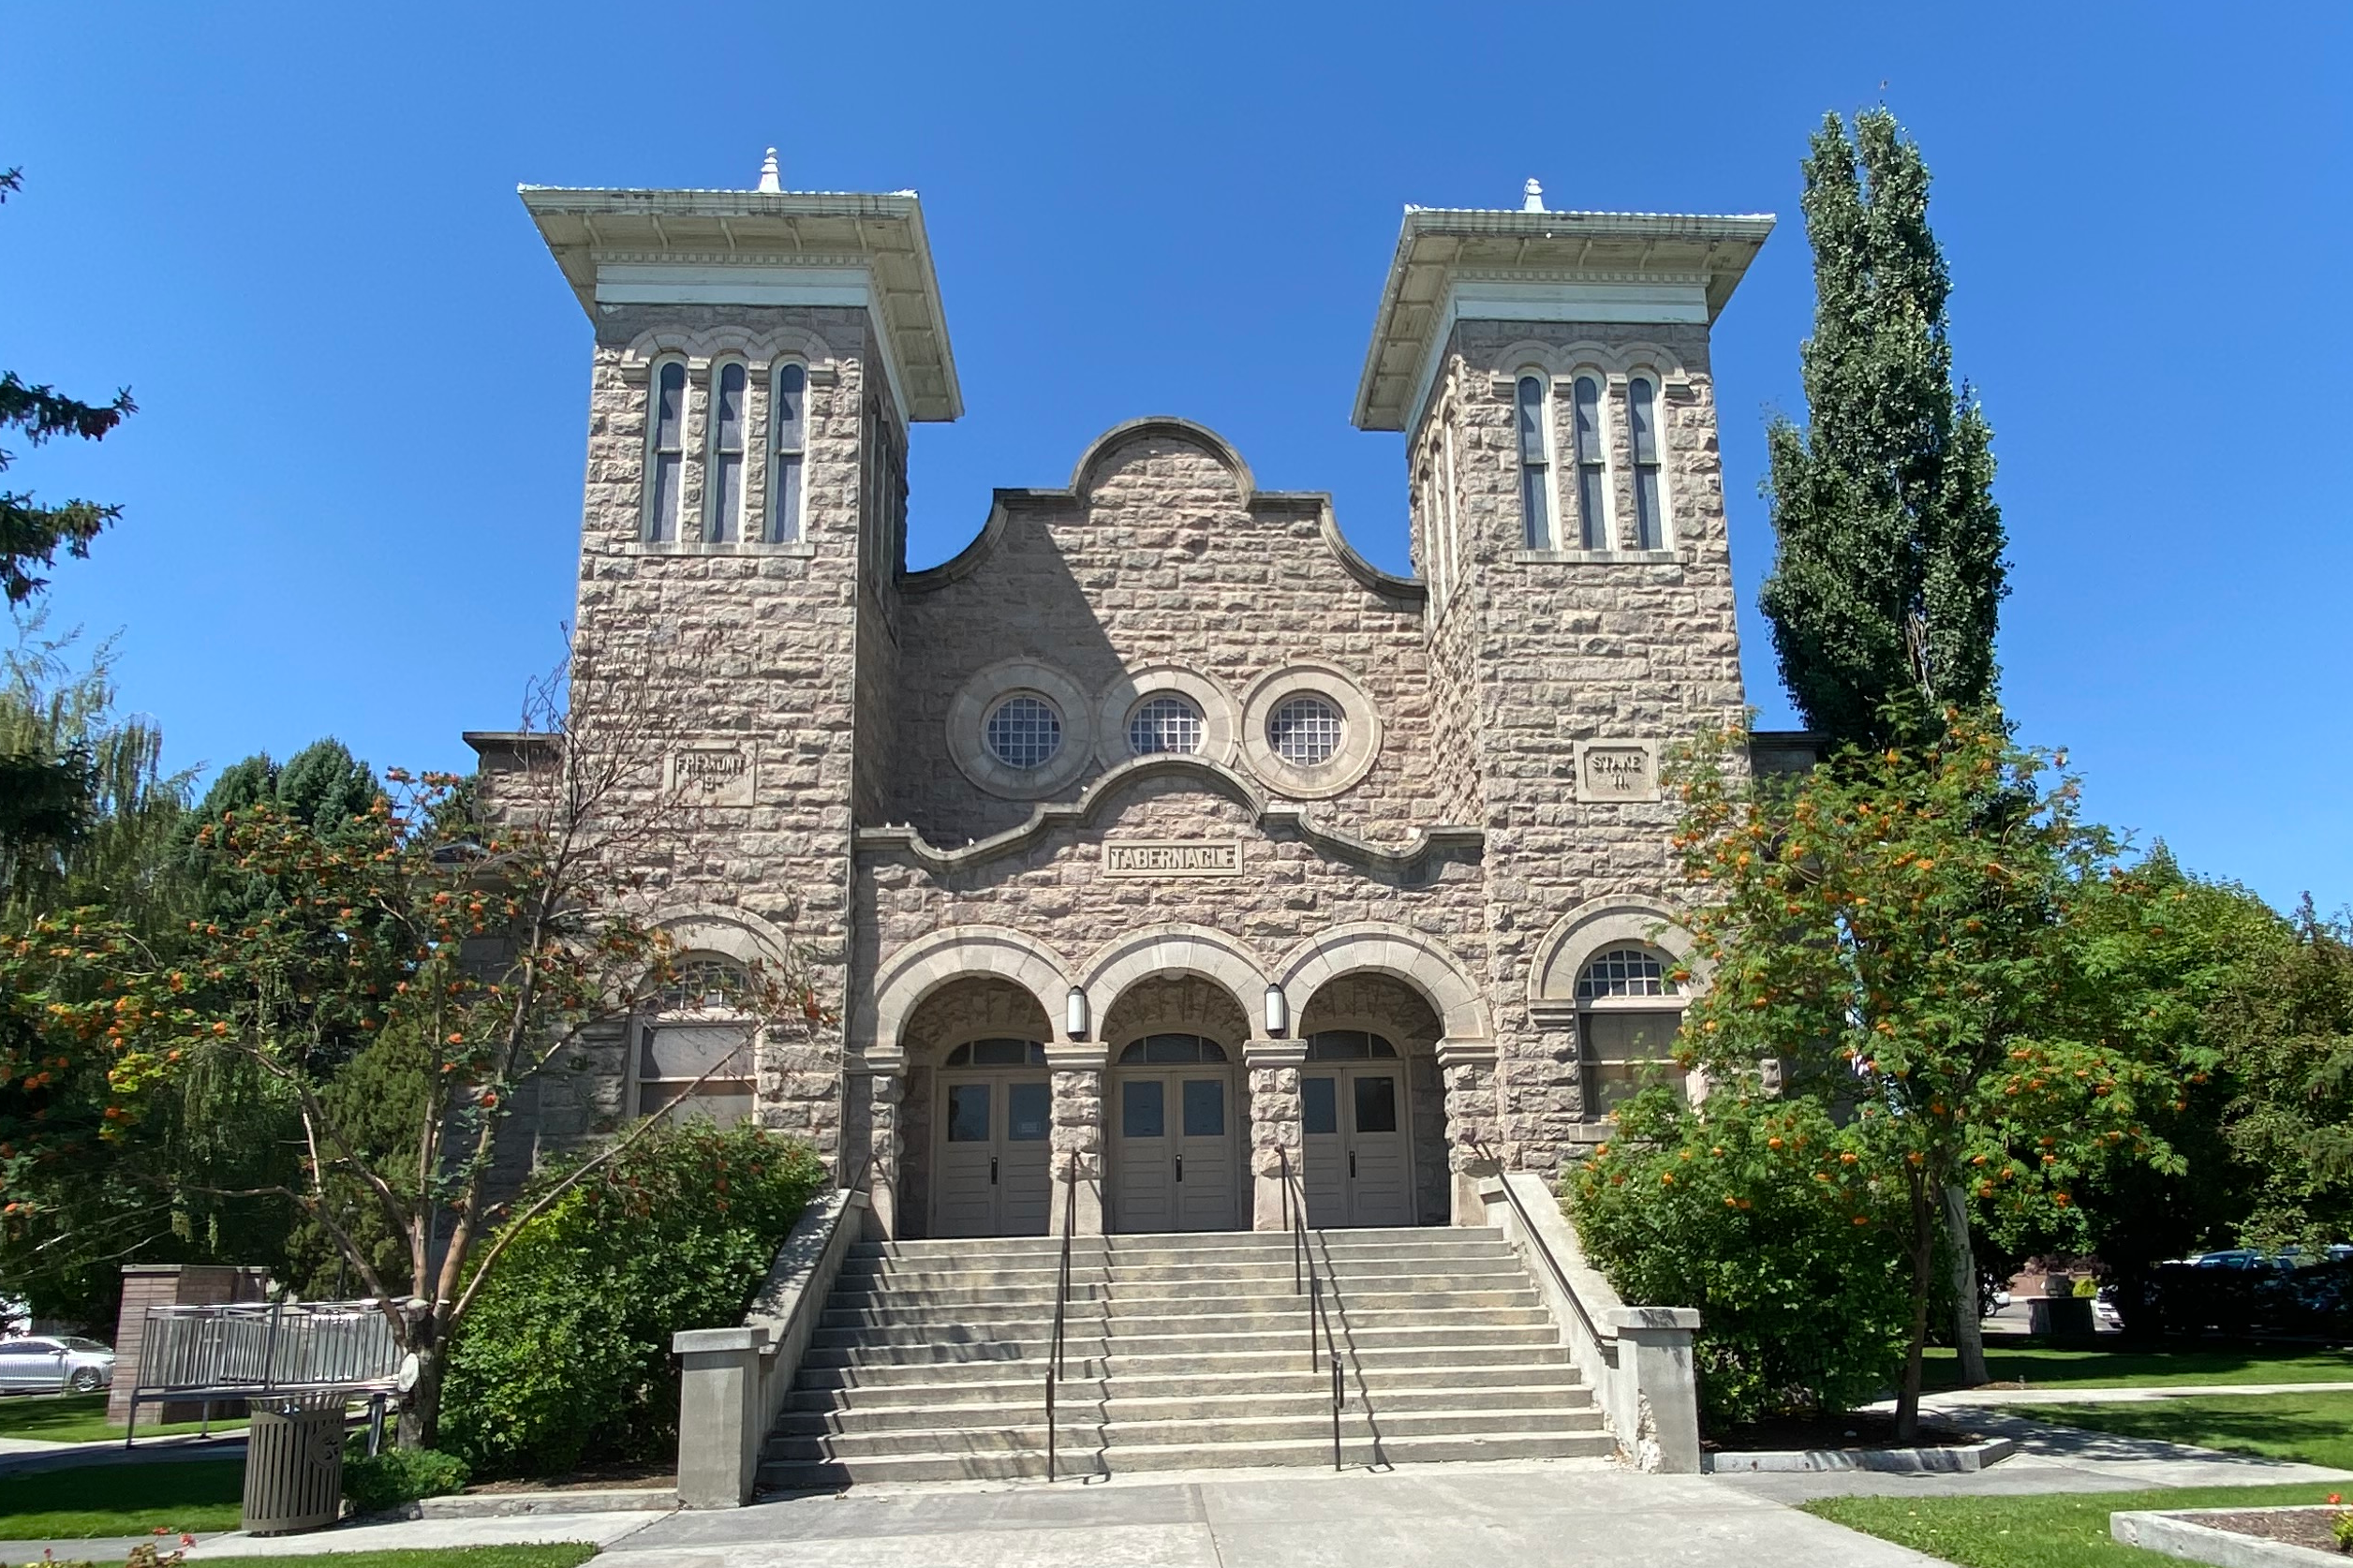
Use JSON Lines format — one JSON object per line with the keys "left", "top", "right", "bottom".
{"left": 898, "top": 417, "right": 1425, "bottom": 609}
{"left": 853, "top": 754, "right": 1482, "bottom": 876}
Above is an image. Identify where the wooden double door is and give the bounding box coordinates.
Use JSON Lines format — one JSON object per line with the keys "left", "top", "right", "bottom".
{"left": 1109, "top": 1034, "right": 1243, "bottom": 1233}
{"left": 931, "top": 1070, "right": 1053, "bottom": 1237}
{"left": 1301, "top": 1060, "right": 1413, "bottom": 1229}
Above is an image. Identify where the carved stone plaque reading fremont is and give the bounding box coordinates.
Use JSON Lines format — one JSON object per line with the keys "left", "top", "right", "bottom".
{"left": 1103, "top": 839, "right": 1245, "bottom": 878}
{"left": 1575, "top": 740, "right": 1660, "bottom": 803}
{"left": 666, "top": 743, "right": 758, "bottom": 807}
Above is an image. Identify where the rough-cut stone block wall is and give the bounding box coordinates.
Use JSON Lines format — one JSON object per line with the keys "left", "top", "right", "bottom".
{"left": 1411, "top": 320, "right": 1750, "bottom": 1177}
{"left": 890, "top": 430, "right": 1446, "bottom": 848}
{"left": 566, "top": 302, "right": 896, "bottom": 1161}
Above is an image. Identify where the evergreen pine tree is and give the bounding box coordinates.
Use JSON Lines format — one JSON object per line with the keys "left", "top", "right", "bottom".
{"left": 0, "top": 170, "right": 136, "bottom": 606}
{"left": 1759, "top": 110, "right": 2007, "bottom": 743}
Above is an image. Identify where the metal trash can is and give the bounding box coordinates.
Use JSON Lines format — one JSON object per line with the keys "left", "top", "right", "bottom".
{"left": 242, "top": 1395, "right": 348, "bottom": 1534}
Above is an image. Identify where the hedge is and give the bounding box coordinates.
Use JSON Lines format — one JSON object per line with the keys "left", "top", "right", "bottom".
{"left": 439, "top": 1121, "right": 827, "bottom": 1478}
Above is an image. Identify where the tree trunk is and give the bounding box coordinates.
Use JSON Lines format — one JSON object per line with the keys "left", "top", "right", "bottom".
{"left": 1895, "top": 1176, "right": 1936, "bottom": 1443}
{"left": 394, "top": 1328, "right": 444, "bottom": 1450}
{"left": 1941, "top": 1181, "right": 1989, "bottom": 1386}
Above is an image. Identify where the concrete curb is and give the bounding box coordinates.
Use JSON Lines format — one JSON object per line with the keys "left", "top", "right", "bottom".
{"left": 407, "top": 1490, "right": 680, "bottom": 1518}
{"left": 2110, "top": 1506, "right": 2347, "bottom": 1566}
{"left": 1704, "top": 1437, "right": 2017, "bottom": 1474}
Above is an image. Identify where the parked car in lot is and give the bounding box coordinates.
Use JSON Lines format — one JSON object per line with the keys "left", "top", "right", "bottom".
{"left": 0, "top": 1336, "right": 115, "bottom": 1392}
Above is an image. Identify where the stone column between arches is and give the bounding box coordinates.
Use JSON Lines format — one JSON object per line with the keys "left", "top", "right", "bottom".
{"left": 862, "top": 1059, "right": 904, "bottom": 1238}
{"left": 1045, "top": 1044, "right": 1106, "bottom": 1235}
{"left": 1243, "top": 1039, "right": 1306, "bottom": 1231}
{"left": 1437, "top": 1039, "right": 1500, "bottom": 1224}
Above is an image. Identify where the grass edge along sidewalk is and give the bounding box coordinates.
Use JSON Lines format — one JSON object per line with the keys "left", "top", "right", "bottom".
{"left": 1805, "top": 1483, "right": 2347, "bottom": 1568}
{"left": 1919, "top": 1340, "right": 2353, "bottom": 1390}
{"left": 1996, "top": 1390, "right": 2353, "bottom": 1472}
{"left": 0, "top": 1395, "right": 246, "bottom": 1447}
{"left": 0, "top": 1459, "right": 243, "bottom": 1539}
{"left": 3, "top": 1548, "right": 600, "bottom": 1568}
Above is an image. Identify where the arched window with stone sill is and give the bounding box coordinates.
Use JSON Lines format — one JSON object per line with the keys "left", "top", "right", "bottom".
{"left": 632, "top": 954, "right": 757, "bottom": 1126}
{"left": 1576, "top": 944, "right": 1685, "bottom": 1114}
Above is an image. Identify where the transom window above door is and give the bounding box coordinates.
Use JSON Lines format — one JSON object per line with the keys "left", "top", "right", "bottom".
{"left": 945, "top": 1038, "right": 1048, "bottom": 1067}
{"left": 1303, "top": 1029, "right": 1399, "bottom": 1059}
{"left": 1117, "top": 1033, "right": 1229, "bottom": 1064}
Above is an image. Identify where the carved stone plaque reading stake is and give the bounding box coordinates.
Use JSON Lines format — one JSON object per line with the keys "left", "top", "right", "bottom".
{"left": 1575, "top": 740, "right": 1660, "bottom": 803}
{"left": 1103, "top": 839, "right": 1245, "bottom": 878}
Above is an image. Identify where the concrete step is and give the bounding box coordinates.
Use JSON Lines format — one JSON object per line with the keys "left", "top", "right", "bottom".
{"left": 791, "top": 1356, "right": 1584, "bottom": 1401}
{"left": 768, "top": 1402, "right": 1606, "bottom": 1461}
{"left": 819, "top": 1287, "right": 1541, "bottom": 1326}
{"left": 819, "top": 1290, "right": 1552, "bottom": 1327}
{"left": 757, "top": 1427, "right": 1615, "bottom": 1487}
{"left": 779, "top": 1382, "right": 1594, "bottom": 1435}
{"left": 807, "top": 1322, "right": 1561, "bottom": 1360}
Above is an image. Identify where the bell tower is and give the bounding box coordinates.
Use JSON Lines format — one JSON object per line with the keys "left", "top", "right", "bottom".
{"left": 1354, "top": 188, "right": 1773, "bottom": 1176}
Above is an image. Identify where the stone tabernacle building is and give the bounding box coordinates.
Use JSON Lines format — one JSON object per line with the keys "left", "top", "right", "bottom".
{"left": 487, "top": 161, "right": 1785, "bottom": 1245}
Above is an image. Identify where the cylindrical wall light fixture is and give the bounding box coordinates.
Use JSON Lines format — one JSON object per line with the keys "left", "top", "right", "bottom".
{"left": 1265, "top": 983, "right": 1289, "bottom": 1037}
{"left": 1065, "top": 985, "right": 1089, "bottom": 1040}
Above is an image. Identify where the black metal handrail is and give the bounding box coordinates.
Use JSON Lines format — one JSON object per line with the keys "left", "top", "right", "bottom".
{"left": 1277, "top": 1147, "right": 1345, "bottom": 1470}
{"left": 1469, "top": 1142, "right": 1603, "bottom": 1349}
{"left": 1045, "top": 1156, "right": 1077, "bottom": 1480}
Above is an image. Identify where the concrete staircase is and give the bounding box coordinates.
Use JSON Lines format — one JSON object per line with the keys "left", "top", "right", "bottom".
{"left": 762, "top": 1226, "right": 1611, "bottom": 1487}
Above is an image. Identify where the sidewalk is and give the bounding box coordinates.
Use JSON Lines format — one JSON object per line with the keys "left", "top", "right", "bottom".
{"left": 1923, "top": 1380, "right": 2353, "bottom": 1407}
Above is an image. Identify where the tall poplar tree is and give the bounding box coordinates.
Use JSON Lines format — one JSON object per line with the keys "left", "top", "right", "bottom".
{"left": 1760, "top": 110, "right": 2006, "bottom": 744}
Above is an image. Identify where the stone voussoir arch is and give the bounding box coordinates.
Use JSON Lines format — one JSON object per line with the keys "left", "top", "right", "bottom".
{"left": 1527, "top": 894, "right": 1707, "bottom": 1005}
{"left": 1080, "top": 924, "right": 1270, "bottom": 1040}
{"left": 1274, "top": 923, "right": 1490, "bottom": 1043}
{"left": 862, "top": 925, "right": 1075, "bottom": 1058}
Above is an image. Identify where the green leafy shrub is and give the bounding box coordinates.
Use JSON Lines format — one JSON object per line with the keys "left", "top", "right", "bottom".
{"left": 341, "top": 1444, "right": 470, "bottom": 1513}
{"left": 440, "top": 1120, "right": 826, "bottom": 1478}
{"left": 1566, "top": 1085, "right": 1912, "bottom": 1429}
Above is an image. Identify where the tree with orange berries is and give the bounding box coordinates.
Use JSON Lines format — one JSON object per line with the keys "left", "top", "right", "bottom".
{"left": 1663, "top": 713, "right": 2208, "bottom": 1439}
{"left": 4, "top": 648, "right": 825, "bottom": 1446}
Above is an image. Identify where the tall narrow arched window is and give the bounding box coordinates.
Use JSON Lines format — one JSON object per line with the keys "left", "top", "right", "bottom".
{"left": 706, "top": 362, "right": 747, "bottom": 542}
{"left": 1516, "top": 375, "right": 1553, "bottom": 549}
{"left": 1628, "top": 376, "right": 1665, "bottom": 549}
{"left": 645, "top": 359, "right": 688, "bottom": 542}
{"left": 769, "top": 362, "right": 807, "bottom": 543}
{"left": 1572, "top": 375, "right": 1608, "bottom": 550}
{"left": 635, "top": 954, "right": 757, "bottom": 1126}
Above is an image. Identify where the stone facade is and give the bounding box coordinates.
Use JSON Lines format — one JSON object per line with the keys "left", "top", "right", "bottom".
{"left": 496, "top": 183, "right": 1779, "bottom": 1237}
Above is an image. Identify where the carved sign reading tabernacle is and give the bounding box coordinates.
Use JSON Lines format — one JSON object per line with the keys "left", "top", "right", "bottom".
{"left": 666, "top": 744, "right": 757, "bottom": 806}
{"left": 1103, "top": 839, "right": 1245, "bottom": 878}
{"left": 1576, "top": 740, "right": 1660, "bottom": 803}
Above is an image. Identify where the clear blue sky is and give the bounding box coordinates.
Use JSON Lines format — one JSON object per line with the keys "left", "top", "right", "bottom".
{"left": 7, "top": 3, "right": 2347, "bottom": 913}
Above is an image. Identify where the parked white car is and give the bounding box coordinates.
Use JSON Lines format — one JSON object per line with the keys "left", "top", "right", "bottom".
{"left": 0, "top": 1336, "right": 115, "bottom": 1393}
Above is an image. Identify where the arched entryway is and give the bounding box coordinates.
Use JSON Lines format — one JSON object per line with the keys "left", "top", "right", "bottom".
{"left": 1294, "top": 974, "right": 1449, "bottom": 1227}
{"left": 896, "top": 976, "right": 1057, "bottom": 1238}
{"left": 1100, "top": 975, "right": 1251, "bottom": 1234}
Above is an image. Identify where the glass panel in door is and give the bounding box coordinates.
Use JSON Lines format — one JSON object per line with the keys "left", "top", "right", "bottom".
{"left": 933, "top": 1081, "right": 997, "bottom": 1237}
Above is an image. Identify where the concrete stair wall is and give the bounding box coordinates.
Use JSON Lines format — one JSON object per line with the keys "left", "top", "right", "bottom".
{"left": 761, "top": 1226, "right": 1609, "bottom": 1488}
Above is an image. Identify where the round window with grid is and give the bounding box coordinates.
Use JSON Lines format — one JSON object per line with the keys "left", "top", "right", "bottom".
{"left": 1267, "top": 695, "right": 1343, "bottom": 766}
{"left": 1127, "top": 694, "right": 1205, "bottom": 756}
{"left": 984, "top": 695, "right": 1063, "bottom": 770}
{"left": 1575, "top": 946, "right": 1680, "bottom": 1000}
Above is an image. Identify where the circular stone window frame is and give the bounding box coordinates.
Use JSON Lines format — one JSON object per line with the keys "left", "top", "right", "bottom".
{"left": 1240, "top": 662, "right": 1382, "bottom": 799}
{"left": 949, "top": 658, "right": 1096, "bottom": 799}
{"left": 1093, "top": 664, "right": 1241, "bottom": 770}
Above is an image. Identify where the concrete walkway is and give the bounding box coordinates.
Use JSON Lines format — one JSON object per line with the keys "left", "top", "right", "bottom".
{"left": 1922, "top": 1380, "right": 2353, "bottom": 1407}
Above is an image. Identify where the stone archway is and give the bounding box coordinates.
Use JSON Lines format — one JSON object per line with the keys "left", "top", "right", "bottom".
{"left": 1295, "top": 974, "right": 1449, "bottom": 1227}
{"left": 894, "top": 976, "right": 1057, "bottom": 1239}
{"left": 1097, "top": 974, "right": 1255, "bottom": 1234}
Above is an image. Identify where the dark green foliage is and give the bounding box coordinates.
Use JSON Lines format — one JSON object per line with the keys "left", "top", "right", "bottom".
{"left": 342, "top": 1445, "right": 472, "bottom": 1514}
{"left": 0, "top": 170, "right": 136, "bottom": 606}
{"left": 440, "top": 1121, "right": 827, "bottom": 1478}
{"left": 1759, "top": 111, "right": 2007, "bottom": 744}
{"left": 285, "top": 1027, "right": 433, "bottom": 1297}
{"left": 1567, "top": 1087, "right": 1912, "bottom": 1427}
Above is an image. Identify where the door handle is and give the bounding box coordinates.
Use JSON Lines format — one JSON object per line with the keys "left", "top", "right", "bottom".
{"left": 1176, "top": 1156, "right": 1184, "bottom": 1183}
{"left": 990, "top": 1158, "right": 999, "bottom": 1185}
{"left": 1349, "top": 1150, "right": 1357, "bottom": 1179}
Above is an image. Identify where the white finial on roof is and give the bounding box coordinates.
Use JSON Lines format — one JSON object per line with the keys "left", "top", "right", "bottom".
{"left": 1522, "top": 178, "right": 1546, "bottom": 214}
{"left": 756, "top": 148, "right": 782, "bottom": 194}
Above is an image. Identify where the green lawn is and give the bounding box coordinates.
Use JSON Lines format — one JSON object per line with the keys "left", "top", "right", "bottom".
{"left": 0, "top": 1459, "right": 244, "bottom": 1538}
{"left": 1806, "top": 1483, "right": 2345, "bottom": 1568}
{"left": 0, "top": 1394, "right": 246, "bottom": 1445}
{"left": 2005, "top": 1391, "right": 2353, "bottom": 1470}
{"left": 1921, "top": 1339, "right": 2353, "bottom": 1390}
